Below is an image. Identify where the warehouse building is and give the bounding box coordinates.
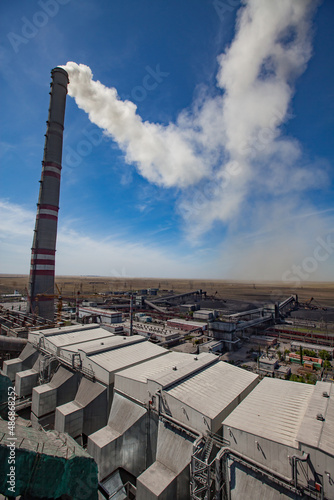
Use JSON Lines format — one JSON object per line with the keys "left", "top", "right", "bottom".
{"left": 220, "top": 378, "right": 334, "bottom": 499}
{"left": 193, "top": 309, "right": 217, "bottom": 321}
{"left": 88, "top": 352, "right": 259, "bottom": 498}
{"left": 167, "top": 318, "right": 207, "bottom": 332}
{"left": 78, "top": 306, "right": 122, "bottom": 324}
{"left": 2, "top": 322, "right": 333, "bottom": 499}
{"left": 290, "top": 341, "right": 333, "bottom": 358}
{"left": 2, "top": 325, "right": 169, "bottom": 443}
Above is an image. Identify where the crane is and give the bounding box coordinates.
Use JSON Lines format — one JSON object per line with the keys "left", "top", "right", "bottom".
{"left": 35, "top": 283, "right": 63, "bottom": 323}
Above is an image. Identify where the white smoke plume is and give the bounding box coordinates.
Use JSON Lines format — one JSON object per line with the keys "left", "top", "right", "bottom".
{"left": 61, "top": 0, "right": 332, "bottom": 280}
{"left": 61, "top": 61, "right": 209, "bottom": 188}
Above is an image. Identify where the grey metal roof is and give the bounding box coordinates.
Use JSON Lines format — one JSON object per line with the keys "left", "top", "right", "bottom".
{"left": 31, "top": 324, "right": 100, "bottom": 337}
{"left": 296, "top": 381, "right": 334, "bottom": 457}
{"left": 89, "top": 340, "right": 167, "bottom": 372}
{"left": 154, "top": 353, "right": 218, "bottom": 389}
{"left": 167, "top": 318, "right": 207, "bottom": 328}
{"left": 115, "top": 351, "right": 199, "bottom": 383}
{"left": 46, "top": 327, "right": 114, "bottom": 347}
{"left": 165, "top": 360, "right": 259, "bottom": 420}
{"left": 62, "top": 334, "right": 144, "bottom": 356}
{"left": 223, "top": 378, "right": 314, "bottom": 448}
{"left": 291, "top": 341, "right": 333, "bottom": 353}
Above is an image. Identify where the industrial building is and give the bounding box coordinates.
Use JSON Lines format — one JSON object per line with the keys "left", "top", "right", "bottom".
{"left": 1, "top": 64, "right": 334, "bottom": 499}
{"left": 290, "top": 341, "right": 334, "bottom": 357}
{"left": 1, "top": 316, "right": 334, "bottom": 498}
{"left": 78, "top": 306, "right": 123, "bottom": 324}
{"left": 2, "top": 322, "right": 263, "bottom": 499}
{"left": 88, "top": 350, "right": 259, "bottom": 498}
{"left": 221, "top": 378, "right": 334, "bottom": 499}
{"left": 167, "top": 318, "right": 207, "bottom": 332}
{"left": 193, "top": 309, "right": 217, "bottom": 321}
{"left": 258, "top": 355, "right": 279, "bottom": 374}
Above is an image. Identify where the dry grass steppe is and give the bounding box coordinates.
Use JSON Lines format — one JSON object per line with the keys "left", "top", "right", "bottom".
{"left": 1, "top": 275, "right": 333, "bottom": 308}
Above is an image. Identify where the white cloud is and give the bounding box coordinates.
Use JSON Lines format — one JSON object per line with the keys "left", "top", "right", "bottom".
{"left": 5, "top": 0, "right": 323, "bottom": 282}
{"left": 61, "top": 0, "right": 324, "bottom": 242}
{"left": 0, "top": 199, "right": 204, "bottom": 278}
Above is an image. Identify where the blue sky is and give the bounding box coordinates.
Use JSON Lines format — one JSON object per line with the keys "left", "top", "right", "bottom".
{"left": 0, "top": 0, "right": 333, "bottom": 281}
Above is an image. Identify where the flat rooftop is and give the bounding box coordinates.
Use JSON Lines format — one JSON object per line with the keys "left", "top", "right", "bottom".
{"left": 167, "top": 318, "right": 207, "bottom": 328}
{"left": 291, "top": 341, "right": 333, "bottom": 353}
{"left": 78, "top": 306, "right": 122, "bottom": 315}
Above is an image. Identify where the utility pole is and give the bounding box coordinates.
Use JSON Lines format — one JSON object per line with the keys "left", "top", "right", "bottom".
{"left": 130, "top": 294, "right": 133, "bottom": 336}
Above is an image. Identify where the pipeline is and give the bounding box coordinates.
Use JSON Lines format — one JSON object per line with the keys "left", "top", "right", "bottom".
{"left": 214, "top": 447, "right": 311, "bottom": 499}
{"left": 0, "top": 335, "right": 27, "bottom": 352}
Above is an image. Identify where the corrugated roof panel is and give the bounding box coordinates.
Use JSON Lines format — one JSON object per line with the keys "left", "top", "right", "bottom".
{"left": 154, "top": 353, "right": 217, "bottom": 388}
{"left": 46, "top": 327, "right": 113, "bottom": 347}
{"left": 166, "top": 361, "right": 259, "bottom": 419}
{"left": 297, "top": 381, "right": 334, "bottom": 457}
{"left": 223, "top": 378, "right": 314, "bottom": 448}
{"left": 62, "top": 334, "right": 144, "bottom": 355}
{"left": 30, "top": 324, "right": 100, "bottom": 337}
{"left": 89, "top": 341, "right": 167, "bottom": 372}
{"left": 115, "top": 352, "right": 195, "bottom": 383}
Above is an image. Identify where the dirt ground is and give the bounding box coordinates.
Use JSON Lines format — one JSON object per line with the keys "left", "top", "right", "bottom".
{"left": 1, "top": 274, "right": 334, "bottom": 307}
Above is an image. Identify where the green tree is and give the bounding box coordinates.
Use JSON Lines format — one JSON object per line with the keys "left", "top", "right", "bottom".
{"left": 304, "top": 349, "right": 316, "bottom": 357}
{"left": 319, "top": 350, "right": 331, "bottom": 361}
{"left": 290, "top": 374, "right": 305, "bottom": 384}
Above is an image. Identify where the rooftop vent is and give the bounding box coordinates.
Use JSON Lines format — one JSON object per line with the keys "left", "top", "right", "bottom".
{"left": 316, "top": 413, "right": 325, "bottom": 421}
{"left": 322, "top": 391, "right": 329, "bottom": 398}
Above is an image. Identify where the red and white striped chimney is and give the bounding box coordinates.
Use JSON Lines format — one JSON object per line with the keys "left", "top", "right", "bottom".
{"left": 27, "top": 67, "right": 69, "bottom": 320}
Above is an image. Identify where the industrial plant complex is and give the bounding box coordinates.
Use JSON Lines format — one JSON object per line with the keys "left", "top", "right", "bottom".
{"left": 0, "top": 68, "right": 333, "bottom": 500}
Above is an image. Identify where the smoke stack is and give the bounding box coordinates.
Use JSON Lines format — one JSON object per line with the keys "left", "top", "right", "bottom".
{"left": 27, "top": 67, "right": 69, "bottom": 320}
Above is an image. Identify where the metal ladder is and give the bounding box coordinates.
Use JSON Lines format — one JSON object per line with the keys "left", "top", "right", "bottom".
{"left": 191, "top": 437, "right": 214, "bottom": 500}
